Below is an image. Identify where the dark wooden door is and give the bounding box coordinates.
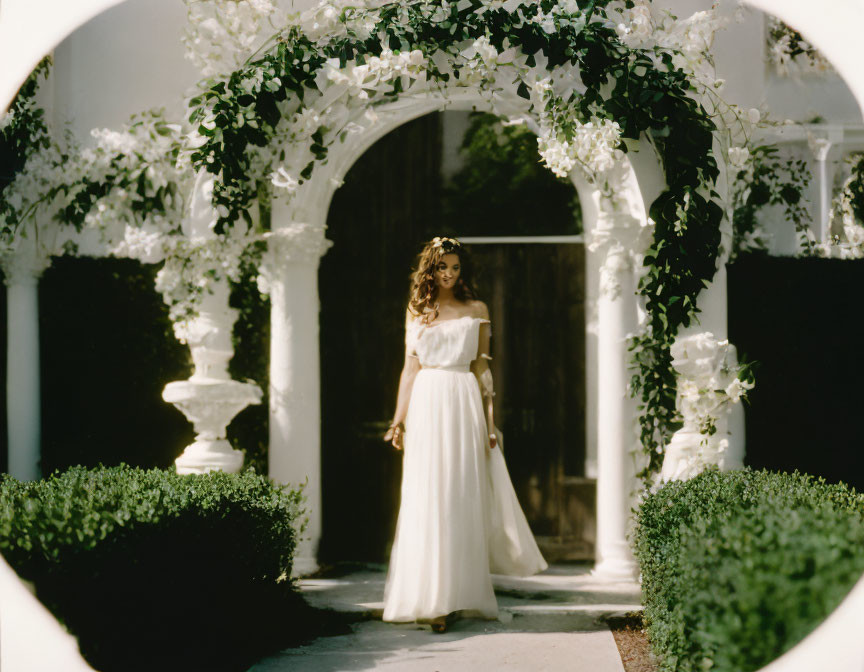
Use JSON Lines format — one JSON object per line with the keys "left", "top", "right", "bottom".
{"left": 469, "top": 243, "right": 592, "bottom": 561}
{"left": 319, "top": 113, "right": 443, "bottom": 563}
{"left": 319, "top": 113, "right": 591, "bottom": 564}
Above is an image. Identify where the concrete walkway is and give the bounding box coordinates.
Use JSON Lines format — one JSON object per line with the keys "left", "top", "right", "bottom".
{"left": 250, "top": 564, "right": 642, "bottom": 672}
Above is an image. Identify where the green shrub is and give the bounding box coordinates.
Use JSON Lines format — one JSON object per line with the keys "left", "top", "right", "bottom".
{"left": 635, "top": 467, "right": 864, "bottom": 672}
{"left": 0, "top": 464, "right": 311, "bottom": 672}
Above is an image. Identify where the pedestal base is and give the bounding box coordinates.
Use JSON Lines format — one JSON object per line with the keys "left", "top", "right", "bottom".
{"left": 591, "top": 553, "right": 640, "bottom": 582}
{"left": 175, "top": 439, "right": 244, "bottom": 475}
{"left": 291, "top": 556, "right": 320, "bottom": 578}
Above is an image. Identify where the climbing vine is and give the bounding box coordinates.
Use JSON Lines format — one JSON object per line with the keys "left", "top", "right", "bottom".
{"left": 824, "top": 154, "right": 864, "bottom": 256}
{"left": 180, "top": 0, "right": 733, "bottom": 479}
{"left": 3, "top": 0, "right": 755, "bottom": 482}
{"left": 0, "top": 57, "right": 54, "bottom": 250}
{"left": 842, "top": 155, "right": 864, "bottom": 225}
{"left": 730, "top": 144, "right": 812, "bottom": 261}
{"left": 767, "top": 16, "right": 831, "bottom": 78}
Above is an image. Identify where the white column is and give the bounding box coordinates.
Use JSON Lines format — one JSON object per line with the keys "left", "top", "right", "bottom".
{"left": 814, "top": 138, "right": 832, "bottom": 243}
{"left": 584, "top": 240, "right": 600, "bottom": 479}
{"left": 591, "top": 239, "right": 640, "bottom": 582}
{"left": 261, "top": 219, "right": 332, "bottom": 576}
{"left": 807, "top": 131, "right": 841, "bottom": 245}
{"left": 4, "top": 265, "right": 44, "bottom": 481}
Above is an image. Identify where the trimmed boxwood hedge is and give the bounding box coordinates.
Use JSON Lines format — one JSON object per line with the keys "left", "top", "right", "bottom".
{"left": 0, "top": 464, "right": 319, "bottom": 672}
{"left": 635, "top": 467, "right": 864, "bottom": 672}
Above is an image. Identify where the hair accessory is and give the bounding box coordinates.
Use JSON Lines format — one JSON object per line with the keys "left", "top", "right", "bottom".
{"left": 431, "top": 236, "right": 461, "bottom": 249}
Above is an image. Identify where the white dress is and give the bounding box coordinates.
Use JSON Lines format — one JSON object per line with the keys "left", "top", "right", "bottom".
{"left": 382, "top": 315, "right": 548, "bottom": 623}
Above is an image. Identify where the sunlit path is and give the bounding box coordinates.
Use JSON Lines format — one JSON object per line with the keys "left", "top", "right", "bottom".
{"left": 251, "top": 564, "right": 640, "bottom": 672}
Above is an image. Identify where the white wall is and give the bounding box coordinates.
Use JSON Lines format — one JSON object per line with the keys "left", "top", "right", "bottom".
{"left": 50, "top": 0, "right": 199, "bottom": 145}
{"left": 46, "top": 0, "right": 863, "bottom": 147}
{"left": 662, "top": 0, "right": 862, "bottom": 124}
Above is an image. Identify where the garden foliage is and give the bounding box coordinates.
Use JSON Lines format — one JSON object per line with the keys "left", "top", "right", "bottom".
{"left": 2, "top": 2, "right": 745, "bottom": 482}
{"left": 0, "top": 465, "right": 308, "bottom": 672}
{"left": 635, "top": 467, "right": 864, "bottom": 672}
{"left": 442, "top": 111, "right": 582, "bottom": 237}
{"left": 730, "top": 144, "right": 811, "bottom": 260}
{"left": 186, "top": 0, "right": 726, "bottom": 479}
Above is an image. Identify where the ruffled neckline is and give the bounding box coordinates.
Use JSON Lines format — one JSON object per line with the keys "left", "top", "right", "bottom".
{"left": 421, "top": 315, "right": 479, "bottom": 329}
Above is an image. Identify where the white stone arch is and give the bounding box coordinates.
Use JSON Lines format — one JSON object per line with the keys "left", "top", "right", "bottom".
{"left": 262, "top": 86, "right": 668, "bottom": 578}
{"left": 0, "top": 0, "right": 129, "bottom": 111}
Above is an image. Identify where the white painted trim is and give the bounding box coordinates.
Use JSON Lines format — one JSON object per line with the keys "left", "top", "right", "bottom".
{"left": 457, "top": 235, "right": 585, "bottom": 244}
{"left": 760, "top": 123, "right": 864, "bottom": 146}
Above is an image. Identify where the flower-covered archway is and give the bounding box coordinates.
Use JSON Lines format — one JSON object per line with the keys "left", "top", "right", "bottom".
{"left": 258, "top": 84, "right": 665, "bottom": 576}
{"left": 1, "top": 0, "right": 759, "bottom": 576}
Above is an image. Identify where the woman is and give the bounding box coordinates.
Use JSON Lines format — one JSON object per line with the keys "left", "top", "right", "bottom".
{"left": 382, "top": 236, "right": 547, "bottom": 633}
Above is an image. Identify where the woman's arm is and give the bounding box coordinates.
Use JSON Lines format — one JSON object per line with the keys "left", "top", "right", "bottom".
{"left": 383, "top": 310, "right": 422, "bottom": 451}
{"left": 470, "top": 301, "right": 497, "bottom": 449}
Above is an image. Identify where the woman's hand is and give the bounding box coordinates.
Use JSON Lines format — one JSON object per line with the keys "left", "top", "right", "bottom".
{"left": 383, "top": 422, "right": 405, "bottom": 451}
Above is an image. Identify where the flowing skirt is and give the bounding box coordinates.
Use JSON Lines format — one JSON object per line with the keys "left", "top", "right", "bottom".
{"left": 382, "top": 368, "right": 547, "bottom": 623}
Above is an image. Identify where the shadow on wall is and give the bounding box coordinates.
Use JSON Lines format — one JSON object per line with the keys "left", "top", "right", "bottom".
{"left": 728, "top": 253, "right": 864, "bottom": 491}
{"left": 34, "top": 257, "right": 193, "bottom": 474}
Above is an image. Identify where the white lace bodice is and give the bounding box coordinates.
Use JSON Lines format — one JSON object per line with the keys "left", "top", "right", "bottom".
{"left": 406, "top": 315, "right": 491, "bottom": 369}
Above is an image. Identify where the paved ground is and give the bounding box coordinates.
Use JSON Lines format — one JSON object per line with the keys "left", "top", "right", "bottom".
{"left": 250, "top": 564, "right": 642, "bottom": 672}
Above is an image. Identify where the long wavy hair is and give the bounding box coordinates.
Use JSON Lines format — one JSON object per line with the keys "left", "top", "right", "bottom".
{"left": 408, "top": 237, "right": 479, "bottom": 324}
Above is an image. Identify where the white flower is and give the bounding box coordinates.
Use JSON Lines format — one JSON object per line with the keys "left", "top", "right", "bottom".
{"left": 615, "top": 3, "right": 654, "bottom": 48}
{"left": 532, "top": 77, "right": 552, "bottom": 96}
{"left": 291, "top": 108, "right": 321, "bottom": 138}
{"left": 185, "top": 129, "right": 209, "bottom": 149}
{"left": 270, "top": 166, "right": 299, "bottom": 191}
{"left": 724, "top": 378, "right": 746, "bottom": 402}
{"left": 0, "top": 109, "right": 13, "bottom": 133}
{"left": 91, "top": 128, "right": 138, "bottom": 155}
{"left": 256, "top": 272, "right": 271, "bottom": 296}
{"left": 668, "top": 330, "right": 755, "bottom": 477}
{"left": 472, "top": 36, "right": 499, "bottom": 64}
{"left": 108, "top": 222, "right": 167, "bottom": 264}
{"left": 537, "top": 117, "right": 622, "bottom": 179}
{"left": 727, "top": 146, "right": 749, "bottom": 168}
{"left": 845, "top": 222, "right": 864, "bottom": 246}
{"left": 747, "top": 108, "right": 761, "bottom": 124}
{"left": 537, "top": 136, "right": 575, "bottom": 178}
{"left": 182, "top": 0, "right": 282, "bottom": 77}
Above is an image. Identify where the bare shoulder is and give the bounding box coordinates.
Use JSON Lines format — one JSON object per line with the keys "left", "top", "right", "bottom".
{"left": 470, "top": 300, "right": 490, "bottom": 319}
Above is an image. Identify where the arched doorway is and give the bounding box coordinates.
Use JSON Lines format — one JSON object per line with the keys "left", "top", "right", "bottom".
{"left": 317, "top": 109, "right": 592, "bottom": 564}
{"left": 268, "top": 88, "right": 660, "bottom": 579}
